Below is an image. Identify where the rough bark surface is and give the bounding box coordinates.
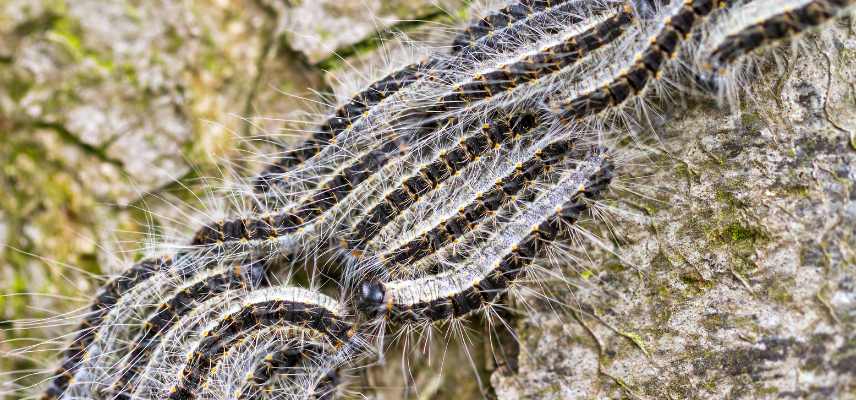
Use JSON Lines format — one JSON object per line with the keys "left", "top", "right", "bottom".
{"left": 0, "top": 1, "right": 853, "bottom": 399}
{"left": 493, "top": 24, "right": 856, "bottom": 398}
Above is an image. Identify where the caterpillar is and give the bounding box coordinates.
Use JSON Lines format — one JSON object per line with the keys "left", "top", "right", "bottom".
{"left": 357, "top": 151, "right": 613, "bottom": 322}
{"left": 233, "top": 339, "right": 331, "bottom": 399}
{"left": 132, "top": 285, "right": 268, "bottom": 399}
{"left": 696, "top": 0, "right": 855, "bottom": 102}
{"left": 193, "top": 137, "right": 408, "bottom": 246}
{"left": 555, "top": 0, "right": 731, "bottom": 122}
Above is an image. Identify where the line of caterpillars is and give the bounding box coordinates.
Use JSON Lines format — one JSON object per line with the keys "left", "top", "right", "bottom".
{"left": 201, "top": 4, "right": 636, "bottom": 255}
{"left": 254, "top": 0, "right": 583, "bottom": 194}
{"left": 29, "top": 2, "right": 670, "bottom": 396}
{"left": 355, "top": 0, "right": 725, "bottom": 324}
{"left": 244, "top": 2, "right": 633, "bottom": 238}
{"left": 168, "top": 295, "right": 352, "bottom": 400}
{"left": 107, "top": 262, "right": 268, "bottom": 400}
{"left": 235, "top": 2, "right": 630, "bottom": 260}
{"left": 357, "top": 154, "right": 614, "bottom": 322}
{"left": 253, "top": 0, "right": 618, "bottom": 199}
{"left": 42, "top": 0, "right": 853, "bottom": 398}
{"left": 371, "top": 135, "right": 588, "bottom": 276}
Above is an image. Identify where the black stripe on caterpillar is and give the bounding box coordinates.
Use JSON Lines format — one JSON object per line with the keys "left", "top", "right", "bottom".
{"left": 357, "top": 153, "right": 614, "bottom": 323}
{"left": 168, "top": 289, "right": 352, "bottom": 400}
{"left": 557, "top": 0, "right": 730, "bottom": 121}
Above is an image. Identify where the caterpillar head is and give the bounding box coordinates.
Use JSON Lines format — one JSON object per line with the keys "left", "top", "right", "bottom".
{"left": 357, "top": 281, "right": 387, "bottom": 318}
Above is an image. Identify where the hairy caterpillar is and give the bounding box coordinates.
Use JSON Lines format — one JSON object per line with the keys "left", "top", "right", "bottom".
{"left": 194, "top": 326, "right": 341, "bottom": 400}
{"left": 132, "top": 286, "right": 271, "bottom": 399}
{"left": 696, "top": 0, "right": 855, "bottom": 103}
{"left": 357, "top": 151, "right": 613, "bottom": 322}
{"left": 555, "top": 0, "right": 731, "bottom": 122}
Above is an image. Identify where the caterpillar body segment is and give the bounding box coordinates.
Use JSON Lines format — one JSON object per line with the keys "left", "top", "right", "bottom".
{"left": 409, "top": 2, "right": 632, "bottom": 137}
{"left": 357, "top": 152, "right": 614, "bottom": 323}
{"left": 193, "top": 137, "right": 408, "bottom": 247}
{"left": 346, "top": 113, "right": 538, "bottom": 253}
{"left": 356, "top": 117, "right": 545, "bottom": 262}
{"left": 452, "top": 0, "right": 595, "bottom": 62}
{"left": 167, "top": 288, "right": 351, "bottom": 400}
